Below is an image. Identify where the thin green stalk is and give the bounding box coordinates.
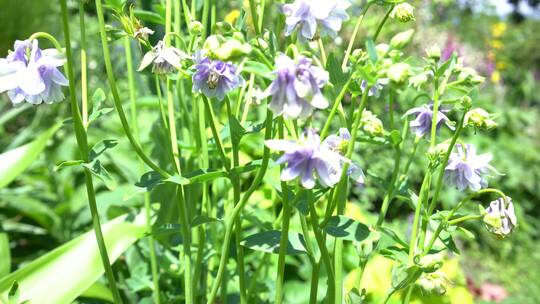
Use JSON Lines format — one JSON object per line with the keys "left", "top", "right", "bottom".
{"left": 247, "top": 253, "right": 271, "bottom": 301}
{"left": 275, "top": 118, "right": 291, "bottom": 304}
{"left": 309, "top": 260, "right": 321, "bottom": 304}
{"left": 401, "top": 136, "right": 420, "bottom": 178}
{"left": 202, "top": 0, "right": 210, "bottom": 36}
{"left": 124, "top": 36, "right": 161, "bottom": 304}
{"left": 332, "top": 89, "right": 370, "bottom": 304}
{"left": 448, "top": 214, "right": 483, "bottom": 226}
{"left": 258, "top": 0, "right": 266, "bottom": 30}
{"left": 317, "top": 38, "right": 327, "bottom": 67}
{"left": 373, "top": 5, "right": 395, "bottom": 42}
{"left": 320, "top": 78, "right": 352, "bottom": 138}
{"left": 309, "top": 197, "right": 335, "bottom": 304}
{"left": 225, "top": 98, "right": 247, "bottom": 304}
{"left": 94, "top": 0, "right": 170, "bottom": 178}
{"left": 248, "top": 0, "right": 260, "bottom": 35}
{"left": 78, "top": 1, "right": 89, "bottom": 128}
{"left": 407, "top": 173, "right": 431, "bottom": 263}
{"left": 376, "top": 122, "right": 408, "bottom": 226}
{"left": 206, "top": 110, "right": 274, "bottom": 304}
{"left": 61, "top": 1, "right": 122, "bottom": 303}
{"left": 342, "top": 3, "right": 371, "bottom": 69}
{"left": 202, "top": 96, "right": 231, "bottom": 170}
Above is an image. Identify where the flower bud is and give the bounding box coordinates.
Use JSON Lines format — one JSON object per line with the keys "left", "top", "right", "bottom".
{"left": 387, "top": 63, "right": 410, "bottom": 83}
{"left": 459, "top": 96, "right": 473, "bottom": 109}
{"left": 417, "top": 271, "right": 449, "bottom": 295}
{"left": 483, "top": 197, "right": 517, "bottom": 238}
{"left": 390, "top": 3, "right": 416, "bottom": 23}
{"left": 390, "top": 29, "right": 415, "bottom": 49}
{"left": 408, "top": 72, "right": 430, "bottom": 89}
{"left": 215, "top": 21, "right": 233, "bottom": 33}
{"left": 213, "top": 38, "right": 252, "bottom": 61}
{"left": 464, "top": 108, "right": 497, "bottom": 130}
{"left": 427, "top": 141, "right": 450, "bottom": 164}
{"left": 458, "top": 67, "right": 485, "bottom": 85}
{"left": 375, "top": 43, "right": 390, "bottom": 57}
{"left": 426, "top": 44, "right": 441, "bottom": 61}
{"left": 188, "top": 21, "right": 204, "bottom": 36}
{"left": 360, "top": 110, "right": 384, "bottom": 136}
{"left": 414, "top": 254, "right": 443, "bottom": 273}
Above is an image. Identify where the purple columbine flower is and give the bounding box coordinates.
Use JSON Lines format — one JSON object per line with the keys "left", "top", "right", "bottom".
{"left": 403, "top": 103, "right": 454, "bottom": 137}
{"left": 444, "top": 144, "right": 495, "bottom": 191}
{"left": 322, "top": 128, "right": 365, "bottom": 186}
{"left": 138, "top": 40, "right": 188, "bottom": 74}
{"left": 360, "top": 78, "right": 389, "bottom": 97}
{"left": 483, "top": 197, "right": 517, "bottom": 237}
{"left": 282, "top": 0, "right": 350, "bottom": 40}
{"left": 261, "top": 53, "right": 329, "bottom": 119}
{"left": 192, "top": 52, "right": 243, "bottom": 101}
{"left": 0, "top": 40, "right": 68, "bottom": 105}
{"left": 265, "top": 128, "right": 363, "bottom": 189}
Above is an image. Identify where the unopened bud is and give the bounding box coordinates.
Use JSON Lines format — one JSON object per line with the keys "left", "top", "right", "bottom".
{"left": 458, "top": 67, "right": 485, "bottom": 85}
{"left": 417, "top": 271, "right": 449, "bottom": 295}
{"left": 464, "top": 108, "right": 497, "bottom": 130}
{"left": 360, "top": 110, "right": 384, "bottom": 136}
{"left": 189, "top": 21, "right": 204, "bottom": 36}
{"left": 387, "top": 63, "right": 410, "bottom": 83}
{"left": 215, "top": 21, "right": 232, "bottom": 33}
{"left": 409, "top": 72, "right": 430, "bottom": 89}
{"left": 460, "top": 96, "right": 473, "bottom": 109}
{"left": 426, "top": 44, "right": 441, "bottom": 61}
{"left": 390, "top": 3, "right": 416, "bottom": 23}
{"left": 390, "top": 29, "right": 415, "bottom": 49}
{"left": 415, "top": 254, "right": 443, "bottom": 273}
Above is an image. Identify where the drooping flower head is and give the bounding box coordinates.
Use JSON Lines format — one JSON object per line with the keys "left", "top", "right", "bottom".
{"left": 0, "top": 39, "right": 68, "bottom": 105}
{"left": 483, "top": 197, "right": 517, "bottom": 238}
{"left": 444, "top": 144, "right": 495, "bottom": 191}
{"left": 138, "top": 40, "right": 189, "bottom": 74}
{"left": 192, "top": 52, "right": 243, "bottom": 101}
{"left": 360, "top": 78, "right": 389, "bottom": 97}
{"left": 262, "top": 53, "right": 329, "bottom": 119}
{"left": 282, "top": 0, "right": 350, "bottom": 40}
{"left": 322, "top": 128, "right": 365, "bottom": 186}
{"left": 404, "top": 103, "right": 454, "bottom": 137}
{"left": 265, "top": 128, "right": 364, "bottom": 189}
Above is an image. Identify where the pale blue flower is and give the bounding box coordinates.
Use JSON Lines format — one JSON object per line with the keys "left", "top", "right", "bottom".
{"left": 192, "top": 52, "right": 243, "bottom": 101}
{"left": 261, "top": 53, "right": 329, "bottom": 119}
{"left": 283, "top": 0, "right": 350, "bottom": 40}
{"left": 0, "top": 40, "right": 68, "bottom": 105}
{"left": 265, "top": 128, "right": 364, "bottom": 189}
{"left": 404, "top": 103, "right": 454, "bottom": 137}
{"left": 444, "top": 144, "right": 494, "bottom": 191}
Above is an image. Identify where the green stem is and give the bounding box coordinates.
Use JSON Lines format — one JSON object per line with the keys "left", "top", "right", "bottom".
{"left": 275, "top": 118, "right": 291, "bottom": 304}
{"left": 309, "top": 197, "right": 335, "bottom": 304}
{"left": 206, "top": 110, "right": 274, "bottom": 304}
{"left": 407, "top": 172, "right": 431, "bottom": 263}
{"left": 401, "top": 136, "right": 420, "bottom": 179}
{"left": 448, "top": 214, "right": 483, "bottom": 225}
{"left": 124, "top": 36, "right": 161, "bottom": 304}
{"left": 61, "top": 1, "right": 122, "bottom": 303}
{"left": 94, "top": 0, "right": 170, "bottom": 178}
{"left": 202, "top": 96, "right": 231, "bottom": 171}
{"left": 78, "top": 2, "right": 89, "bottom": 128}
{"left": 317, "top": 38, "right": 327, "bottom": 67}
{"left": 320, "top": 78, "right": 352, "bottom": 138}
{"left": 373, "top": 5, "right": 395, "bottom": 42}
{"left": 309, "top": 259, "right": 321, "bottom": 304}
{"left": 248, "top": 0, "right": 260, "bottom": 35}
{"left": 342, "top": 3, "right": 371, "bottom": 69}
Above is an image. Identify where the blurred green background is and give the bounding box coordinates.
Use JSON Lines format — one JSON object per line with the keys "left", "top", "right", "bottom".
{"left": 0, "top": 0, "right": 539, "bottom": 303}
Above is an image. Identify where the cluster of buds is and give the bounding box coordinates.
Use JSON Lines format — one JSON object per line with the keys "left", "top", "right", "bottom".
{"left": 408, "top": 70, "right": 433, "bottom": 90}
{"left": 464, "top": 108, "right": 497, "bottom": 130}
{"left": 415, "top": 254, "right": 444, "bottom": 273}
{"left": 387, "top": 62, "right": 410, "bottom": 83}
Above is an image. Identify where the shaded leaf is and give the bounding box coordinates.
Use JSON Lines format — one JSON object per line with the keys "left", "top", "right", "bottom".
{"left": 325, "top": 216, "right": 371, "bottom": 243}
{"left": 241, "top": 230, "right": 307, "bottom": 255}
{"left": 82, "top": 160, "right": 117, "bottom": 190}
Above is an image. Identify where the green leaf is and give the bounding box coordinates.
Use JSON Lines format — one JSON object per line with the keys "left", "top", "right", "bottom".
{"left": 80, "top": 282, "right": 113, "bottom": 303}
{"left": 324, "top": 216, "right": 371, "bottom": 243}
{"left": 191, "top": 215, "right": 221, "bottom": 228}
{"left": 366, "top": 39, "right": 378, "bottom": 63}
{"left": 229, "top": 115, "right": 246, "bottom": 148}
{"left": 0, "top": 232, "right": 10, "bottom": 277}
{"left": 391, "top": 264, "right": 421, "bottom": 291}
{"left": 82, "top": 160, "right": 117, "bottom": 190}
{"left": 242, "top": 61, "right": 272, "bottom": 79}
{"left": 0, "top": 212, "right": 147, "bottom": 304}
{"left": 53, "top": 160, "right": 85, "bottom": 172}
{"left": 88, "top": 88, "right": 112, "bottom": 125}
{"left": 165, "top": 175, "right": 190, "bottom": 186}
{"left": 327, "top": 53, "right": 350, "bottom": 97}
{"left": 134, "top": 9, "right": 165, "bottom": 24}
{"left": 241, "top": 230, "right": 307, "bottom": 255}
{"left": 7, "top": 281, "right": 20, "bottom": 304}
{"left": 89, "top": 139, "right": 118, "bottom": 162}
{"left": 388, "top": 130, "right": 402, "bottom": 146}
{"left": 0, "top": 122, "right": 61, "bottom": 188}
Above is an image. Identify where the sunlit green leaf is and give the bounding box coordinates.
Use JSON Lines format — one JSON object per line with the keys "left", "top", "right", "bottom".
{"left": 241, "top": 230, "right": 307, "bottom": 255}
